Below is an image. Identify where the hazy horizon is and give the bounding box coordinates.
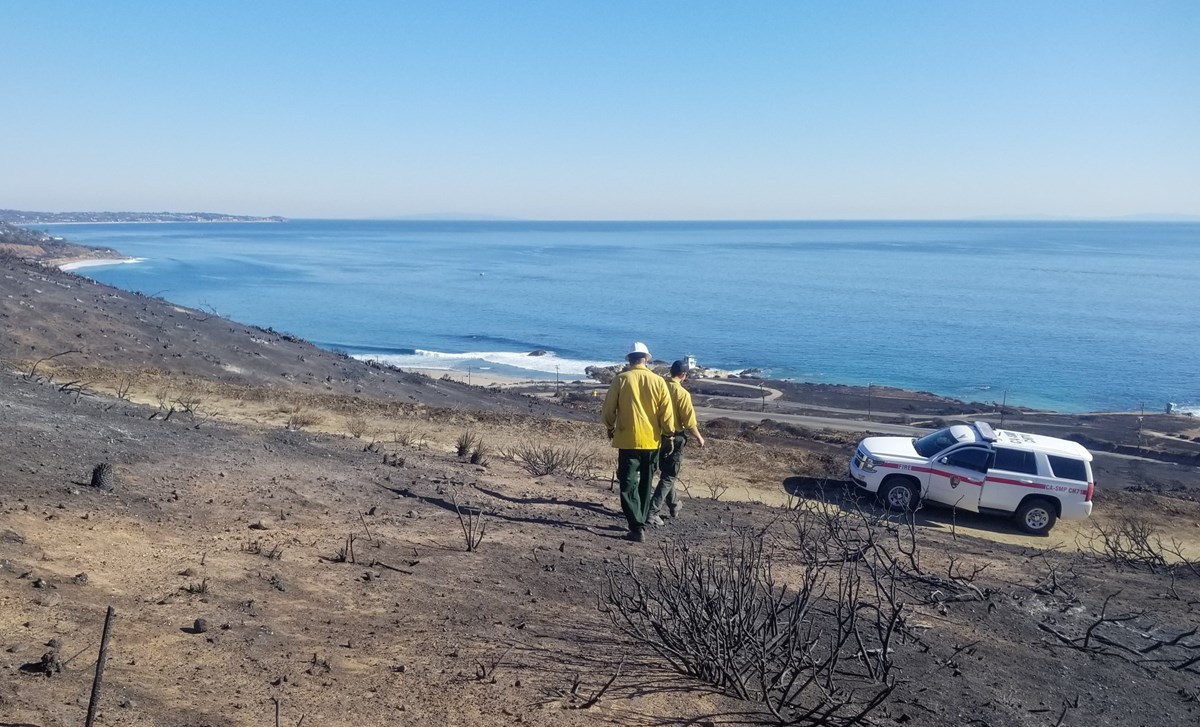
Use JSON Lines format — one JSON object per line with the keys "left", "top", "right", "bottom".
{"left": 15, "top": 211, "right": 1200, "bottom": 223}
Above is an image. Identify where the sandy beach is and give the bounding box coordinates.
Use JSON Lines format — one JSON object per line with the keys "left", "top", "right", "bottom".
{"left": 398, "top": 365, "right": 591, "bottom": 388}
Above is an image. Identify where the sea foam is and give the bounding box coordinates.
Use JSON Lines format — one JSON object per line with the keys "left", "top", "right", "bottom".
{"left": 354, "top": 349, "right": 617, "bottom": 378}
{"left": 59, "top": 257, "right": 146, "bottom": 271}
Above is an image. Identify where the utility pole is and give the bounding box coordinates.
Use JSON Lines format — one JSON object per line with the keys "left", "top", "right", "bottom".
{"left": 760, "top": 383, "right": 766, "bottom": 412}
{"left": 867, "top": 382, "right": 873, "bottom": 422}
{"left": 1137, "top": 401, "right": 1145, "bottom": 449}
{"left": 555, "top": 365, "right": 560, "bottom": 397}
{"left": 1000, "top": 389, "right": 1007, "bottom": 427}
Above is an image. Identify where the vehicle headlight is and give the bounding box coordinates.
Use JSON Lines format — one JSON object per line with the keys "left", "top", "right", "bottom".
{"left": 855, "top": 451, "right": 878, "bottom": 472}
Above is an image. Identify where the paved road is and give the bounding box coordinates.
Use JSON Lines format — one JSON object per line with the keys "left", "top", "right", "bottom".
{"left": 695, "top": 406, "right": 1174, "bottom": 465}
{"left": 519, "top": 379, "right": 920, "bottom": 435}
{"left": 698, "top": 380, "right": 982, "bottom": 418}
{"left": 695, "top": 405, "right": 921, "bottom": 435}
{"left": 696, "top": 380, "right": 920, "bottom": 434}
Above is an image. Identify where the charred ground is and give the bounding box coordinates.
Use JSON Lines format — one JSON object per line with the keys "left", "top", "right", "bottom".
{"left": 2, "top": 253, "right": 1200, "bottom": 727}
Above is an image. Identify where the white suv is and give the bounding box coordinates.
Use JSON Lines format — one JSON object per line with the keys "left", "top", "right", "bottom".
{"left": 849, "top": 421, "right": 1094, "bottom": 535}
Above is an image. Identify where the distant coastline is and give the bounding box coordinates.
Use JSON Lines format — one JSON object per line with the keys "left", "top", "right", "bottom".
{"left": 37, "top": 219, "right": 286, "bottom": 226}
{"left": 0, "top": 208, "right": 286, "bottom": 225}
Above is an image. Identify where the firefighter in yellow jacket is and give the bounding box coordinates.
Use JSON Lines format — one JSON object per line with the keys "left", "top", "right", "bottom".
{"left": 601, "top": 342, "right": 675, "bottom": 542}
{"left": 648, "top": 359, "right": 705, "bottom": 525}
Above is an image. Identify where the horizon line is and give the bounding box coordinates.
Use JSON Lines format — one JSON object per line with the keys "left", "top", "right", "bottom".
{"left": 329, "top": 214, "right": 1200, "bottom": 223}
{"left": 10, "top": 212, "right": 1200, "bottom": 224}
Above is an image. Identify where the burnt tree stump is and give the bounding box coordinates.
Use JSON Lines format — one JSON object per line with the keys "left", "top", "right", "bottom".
{"left": 90, "top": 463, "right": 115, "bottom": 491}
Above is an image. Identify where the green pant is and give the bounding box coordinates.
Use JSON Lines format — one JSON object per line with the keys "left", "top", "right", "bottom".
{"left": 616, "top": 449, "right": 660, "bottom": 531}
{"left": 650, "top": 434, "right": 686, "bottom": 515}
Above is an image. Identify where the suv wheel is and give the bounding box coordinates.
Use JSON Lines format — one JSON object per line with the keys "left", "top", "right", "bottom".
{"left": 879, "top": 479, "right": 918, "bottom": 512}
{"left": 1015, "top": 498, "right": 1058, "bottom": 535}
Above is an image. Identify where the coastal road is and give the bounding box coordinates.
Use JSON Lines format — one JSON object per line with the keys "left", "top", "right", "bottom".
{"left": 696, "top": 406, "right": 1173, "bottom": 467}
{"left": 514, "top": 379, "right": 920, "bottom": 435}
{"left": 695, "top": 405, "right": 921, "bottom": 435}
{"left": 698, "top": 379, "right": 981, "bottom": 419}
{"left": 706, "top": 397, "right": 952, "bottom": 419}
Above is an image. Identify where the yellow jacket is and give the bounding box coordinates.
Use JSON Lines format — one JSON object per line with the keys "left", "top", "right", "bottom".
{"left": 601, "top": 364, "right": 675, "bottom": 450}
{"left": 666, "top": 377, "right": 697, "bottom": 434}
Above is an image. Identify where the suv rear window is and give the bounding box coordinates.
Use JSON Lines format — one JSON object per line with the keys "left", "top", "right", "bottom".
{"left": 1047, "top": 455, "right": 1088, "bottom": 482}
{"left": 993, "top": 447, "right": 1038, "bottom": 475}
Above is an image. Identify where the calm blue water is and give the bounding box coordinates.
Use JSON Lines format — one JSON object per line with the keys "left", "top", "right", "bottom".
{"left": 47, "top": 220, "right": 1200, "bottom": 413}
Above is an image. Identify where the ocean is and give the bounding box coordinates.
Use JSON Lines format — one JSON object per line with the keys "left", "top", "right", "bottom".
{"left": 45, "top": 220, "right": 1200, "bottom": 414}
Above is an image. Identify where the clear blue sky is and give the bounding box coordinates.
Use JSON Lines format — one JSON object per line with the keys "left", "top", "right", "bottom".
{"left": 3, "top": 1, "right": 1197, "bottom": 219}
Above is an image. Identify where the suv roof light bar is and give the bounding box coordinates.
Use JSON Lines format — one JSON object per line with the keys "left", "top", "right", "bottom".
{"left": 974, "top": 421, "right": 997, "bottom": 442}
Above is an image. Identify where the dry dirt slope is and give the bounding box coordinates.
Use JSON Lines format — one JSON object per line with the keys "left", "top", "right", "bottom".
{"left": 2, "top": 366, "right": 1200, "bottom": 726}
{"left": 3, "top": 251, "right": 1200, "bottom": 726}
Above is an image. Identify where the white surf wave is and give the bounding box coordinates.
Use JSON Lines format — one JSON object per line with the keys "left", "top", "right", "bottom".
{"left": 59, "top": 257, "right": 146, "bottom": 271}
{"left": 354, "top": 349, "right": 618, "bottom": 377}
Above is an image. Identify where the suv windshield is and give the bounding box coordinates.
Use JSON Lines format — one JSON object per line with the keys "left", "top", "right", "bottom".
{"left": 914, "top": 428, "right": 965, "bottom": 458}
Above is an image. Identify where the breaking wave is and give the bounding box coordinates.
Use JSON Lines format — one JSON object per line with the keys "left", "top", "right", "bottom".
{"left": 351, "top": 348, "right": 617, "bottom": 378}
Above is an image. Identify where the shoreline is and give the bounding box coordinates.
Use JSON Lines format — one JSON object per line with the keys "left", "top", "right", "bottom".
{"left": 392, "top": 365, "right": 592, "bottom": 389}
{"left": 58, "top": 256, "right": 145, "bottom": 271}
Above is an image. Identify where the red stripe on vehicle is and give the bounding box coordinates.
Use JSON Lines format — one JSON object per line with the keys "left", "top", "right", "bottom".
{"left": 877, "top": 463, "right": 1087, "bottom": 495}
{"left": 985, "top": 475, "right": 1042, "bottom": 488}
{"left": 878, "top": 462, "right": 982, "bottom": 486}
{"left": 984, "top": 475, "right": 1087, "bottom": 495}
{"left": 931, "top": 469, "right": 983, "bottom": 486}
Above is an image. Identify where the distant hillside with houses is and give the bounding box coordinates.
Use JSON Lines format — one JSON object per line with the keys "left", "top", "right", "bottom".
{"left": 0, "top": 209, "right": 286, "bottom": 224}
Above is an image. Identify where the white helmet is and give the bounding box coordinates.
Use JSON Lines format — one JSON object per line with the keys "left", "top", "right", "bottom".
{"left": 627, "top": 341, "right": 651, "bottom": 359}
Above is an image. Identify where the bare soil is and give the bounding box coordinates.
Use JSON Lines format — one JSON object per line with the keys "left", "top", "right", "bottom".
{"left": 3, "top": 253, "right": 1200, "bottom": 727}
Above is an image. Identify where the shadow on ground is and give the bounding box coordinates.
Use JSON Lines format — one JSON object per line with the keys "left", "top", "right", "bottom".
{"left": 783, "top": 476, "right": 1042, "bottom": 538}
{"left": 375, "top": 481, "right": 627, "bottom": 534}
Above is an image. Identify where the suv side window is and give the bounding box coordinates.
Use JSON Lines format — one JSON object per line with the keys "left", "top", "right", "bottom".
{"left": 914, "top": 428, "right": 963, "bottom": 457}
{"left": 993, "top": 447, "right": 1038, "bottom": 475}
{"left": 943, "top": 447, "right": 992, "bottom": 473}
{"left": 1047, "top": 455, "right": 1088, "bottom": 482}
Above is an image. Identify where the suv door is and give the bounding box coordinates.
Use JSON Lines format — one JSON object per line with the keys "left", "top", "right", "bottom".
{"left": 924, "top": 445, "right": 993, "bottom": 511}
{"left": 980, "top": 446, "right": 1040, "bottom": 511}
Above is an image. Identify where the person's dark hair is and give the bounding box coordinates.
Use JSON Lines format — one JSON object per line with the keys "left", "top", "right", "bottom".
{"left": 627, "top": 352, "right": 649, "bottom": 363}
{"left": 670, "top": 360, "right": 689, "bottom": 377}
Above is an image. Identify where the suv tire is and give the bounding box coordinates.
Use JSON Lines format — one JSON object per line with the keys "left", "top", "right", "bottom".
{"left": 879, "top": 478, "right": 919, "bottom": 512}
{"left": 1015, "top": 498, "right": 1058, "bottom": 535}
